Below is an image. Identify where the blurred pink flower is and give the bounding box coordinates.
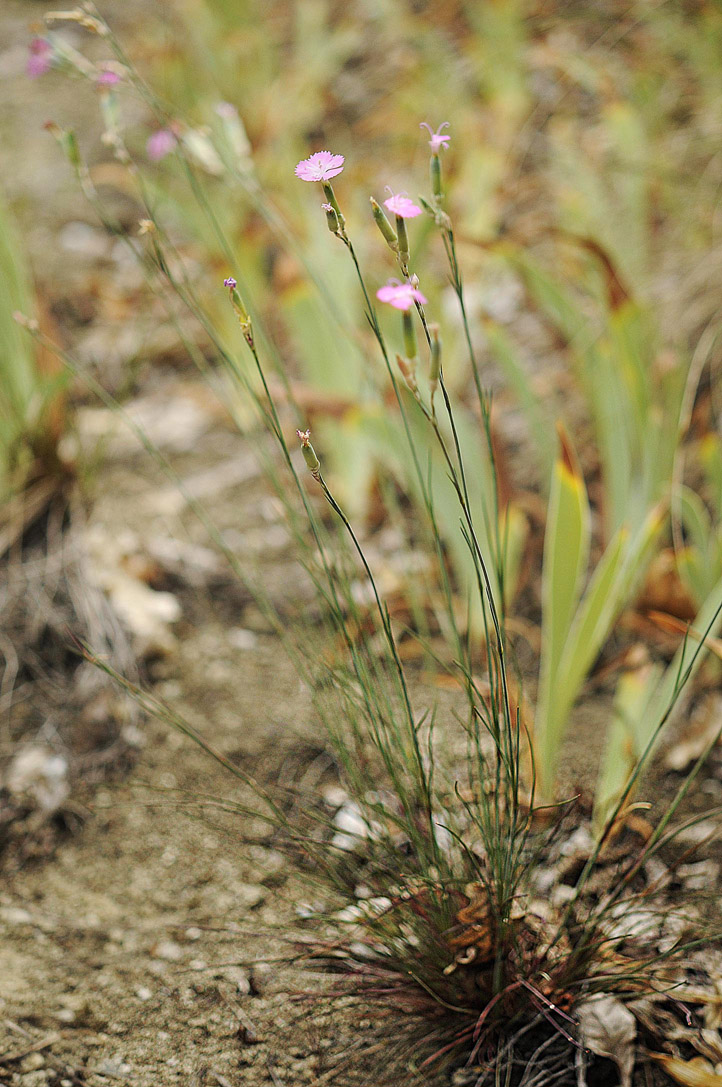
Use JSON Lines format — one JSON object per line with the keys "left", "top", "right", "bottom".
{"left": 376, "top": 280, "right": 428, "bottom": 311}
{"left": 147, "top": 128, "right": 178, "bottom": 162}
{"left": 420, "top": 122, "right": 450, "bottom": 153}
{"left": 27, "top": 38, "right": 52, "bottom": 79}
{"left": 295, "top": 151, "right": 345, "bottom": 182}
{"left": 97, "top": 69, "right": 121, "bottom": 86}
{"left": 383, "top": 192, "right": 422, "bottom": 219}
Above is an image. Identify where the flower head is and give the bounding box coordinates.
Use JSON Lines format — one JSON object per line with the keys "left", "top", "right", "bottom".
{"left": 223, "top": 277, "right": 237, "bottom": 289}
{"left": 383, "top": 191, "right": 422, "bottom": 219}
{"left": 420, "top": 122, "right": 450, "bottom": 154}
{"left": 96, "top": 69, "right": 121, "bottom": 86}
{"left": 376, "top": 279, "right": 428, "bottom": 312}
{"left": 147, "top": 128, "right": 178, "bottom": 162}
{"left": 295, "top": 151, "right": 345, "bottom": 182}
{"left": 27, "top": 38, "right": 53, "bottom": 79}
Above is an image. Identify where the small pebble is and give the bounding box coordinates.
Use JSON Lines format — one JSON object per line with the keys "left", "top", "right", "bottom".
{"left": 20, "top": 1071, "right": 48, "bottom": 1087}
{"left": 152, "top": 939, "right": 184, "bottom": 961}
{"left": 0, "top": 906, "right": 33, "bottom": 925}
{"left": 228, "top": 628, "right": 258, "bottom": 651}
{"left": 20, "top": 1054, "right": 45, "bottom": 1072}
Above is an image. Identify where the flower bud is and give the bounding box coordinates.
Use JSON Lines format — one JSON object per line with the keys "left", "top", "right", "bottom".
{"left": 215, "top": 103, "right": 254, "bottom": 179}
{"left": 402, "top": 309, "right": 417, "bottom": 361}
{"left": 45, "top": 122, "right": 81, "bottom": 171}
{"left": 224, "top": 277, "right": 253, "bottom": 346}
{"left": 322, "top": 183, "right": 345, "bottom": 231}
{"left": 321, "top": 202, "right": 339, "bottom": 234}
{"left": 396, "top": 354, "right": 418, "bottom": 395}
{"left": 370, "top": 197, "right": 398, "bottom": 252}
{"left": 429, "top": 323, "right": 441, "bottom": 389}
{"left": 297, "top": 429, "right": 321, "bottom": 478}
{"left": 396, "top": 215, "right": 410, "bottom": 271}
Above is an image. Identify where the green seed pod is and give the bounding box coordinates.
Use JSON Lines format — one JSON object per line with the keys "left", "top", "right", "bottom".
{"left": 370, "top": 198, "right": 398, "bottom": 251}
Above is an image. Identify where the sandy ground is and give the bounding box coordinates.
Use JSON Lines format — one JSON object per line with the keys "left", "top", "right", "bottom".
{"left": 2, "top": 5, "right": 722, "bottom": 1087}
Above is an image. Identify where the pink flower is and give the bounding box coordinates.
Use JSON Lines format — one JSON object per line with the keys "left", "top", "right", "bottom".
{"left": 376, "top": 280, "right": 428, "bottom": 311}
{"left": 97, "top": 69, "right": 121, "bottom": 86}
{"left": 420, "top": 122, "right": 450, "bottom": 154}
{"left": 294, "top": 151, "right": 345, "bottom": 182}
{"left": 383, "top": 191, "right": 422, "bottom": 219}
{"left": 147, "top": 128, "right": 178, "bottom": 162}
{"left": 27, "top": 38, "right": 52, "bottom": 79}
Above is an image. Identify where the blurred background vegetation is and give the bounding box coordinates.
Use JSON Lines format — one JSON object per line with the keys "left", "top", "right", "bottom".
{"left": 3, "top": 0, "right": 722, "bottom": 800}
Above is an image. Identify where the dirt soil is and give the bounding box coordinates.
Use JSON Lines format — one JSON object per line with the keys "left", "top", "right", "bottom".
{"left": 2, "top": 4, "right": 722, "bottom": 1087}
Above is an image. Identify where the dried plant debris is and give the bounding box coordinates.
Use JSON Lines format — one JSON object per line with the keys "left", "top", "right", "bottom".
{"left": 0, "top": 499, "right": 138, "bottom": 866}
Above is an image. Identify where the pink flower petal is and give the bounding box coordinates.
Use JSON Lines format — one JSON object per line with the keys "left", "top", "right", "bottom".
{"left": 147, "top": 128, "right": 178, "bottom": 162}
{"left": 376, "top": 282, "right": 428, "bottom": 311}
{"left": 27, "top": 38, "right": 52, "bottom": 79}
{"left": 383, "top": 194, "right": 423, "bottom": 219}
{"left": 295, "top": 150, "right": 345, "bottom": 182}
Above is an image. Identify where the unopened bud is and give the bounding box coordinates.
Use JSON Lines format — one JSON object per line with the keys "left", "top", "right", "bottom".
{"left": 45, "top": 122, "right": 81, "bottom": 171}
{"left": 322, "top": 183, "right": 345, "bottom": 232}
{"left": 419, "top": 195, "right": 451, "bottom": 231}
{"left": 396, "top": 215, "right": 410, "bottom": 271}
{"left": 396, "top": 354, "right": 418, "bottom": 395}
{"left": 429, "top": 322, "right": 441, "bottom": 390}
{"left": 45, "top": 9, "right": 107, "bottom": 35}
{"left": 321, "top": 202, "right": 339, "bottom": 234}
{"left": 370, "top": 197, "right": 398, "bottom": 252}
{"left": 214, "top": 102, "right": 254, "bottom": 179}
{"left": 224, "top": 277, "right": 253, "bottom": 345}
{"left": 402, "top": 309, "right": 417, "bottom": 361}
{"left": 297, "top": 429, "right": 321, "bottom": 477}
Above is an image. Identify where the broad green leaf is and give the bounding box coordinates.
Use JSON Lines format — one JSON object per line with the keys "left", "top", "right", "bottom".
{"left": 535, "top": 427, "right": 590, "bottom": 784}
{"left": 593, "top": 658, "right": 663, "bottom": 833}
{"left": 535, "top": 504, "right": 664, "bottom": 800}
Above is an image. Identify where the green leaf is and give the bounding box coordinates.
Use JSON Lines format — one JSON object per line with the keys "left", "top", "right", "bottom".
{"left": 534, "top": 427, "right": 590, "bottom": 797}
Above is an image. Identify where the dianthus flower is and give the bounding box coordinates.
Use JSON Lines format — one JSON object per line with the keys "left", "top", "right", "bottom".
{"left": 27, "top": 38, "right": 52, "bottom": 79}
{"left": 96, "top": 69, "right": 121, "bottom": 86}
{"left": 376, "top": 280, "right": 428, "bottom": 312}
{"left": 147, "top": 128, "right": 178, "bottom": 162}
{"left": 383, "top": 192, "right": 422, "bottom": 219}
{"left": 420, "top": 122, "right": 450, "bottom": 153}
{"left": 294, "top": 151, "right": 345, "bottom": 182}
